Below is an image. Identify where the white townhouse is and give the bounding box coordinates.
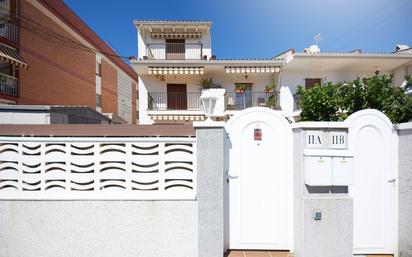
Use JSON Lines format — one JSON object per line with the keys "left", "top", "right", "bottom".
{"left": 131, "top": 20, "right": 412, "bottom": 124}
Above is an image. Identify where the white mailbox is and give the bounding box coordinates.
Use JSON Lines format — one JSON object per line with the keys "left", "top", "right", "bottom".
{"left": 304, "top": 149, "right": 354, "bottom": 186}
{"left": 332, "top": 156, "right": 354, "bottom": 186}
{"left": 304, "top": 155, "right": 332, "bottom": 186}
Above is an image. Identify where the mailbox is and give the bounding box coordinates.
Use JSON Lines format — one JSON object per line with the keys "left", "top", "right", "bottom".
{"left": 332, "top": 156, "right": 354, "bottom": 186}
{"left": 304, "top": 149, "right": 354, "bottom": 186}
{"left": 304, "top": 155, "right": 332, "bottom": 186}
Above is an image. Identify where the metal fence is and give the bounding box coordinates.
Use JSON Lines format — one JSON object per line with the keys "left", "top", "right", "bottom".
{"left": 0, "top": 21, "right": 17, "bottom": 43}
{"left": 148, "top": 92, "right": 202, "bottom": 110}
{"left": 225, "top": 91, "right": 280, "bottom": 110}
{"left": 0, "top": 72, "right": 17, "bottom": 96}
{"left": 146, "top": 43, "right": 203, "bottom": 60}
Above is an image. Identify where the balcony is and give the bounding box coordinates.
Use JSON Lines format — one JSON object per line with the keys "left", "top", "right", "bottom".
{"left": 146, "top": 43, "right": 203, "bottom": 60}
{"left": 0, "top": 21, "right": 17, "bottom": 44}
{"left": 0, "top": 72, "right": 17, "bottom": 96}
{"left": 225, "top": 91, "right": 280, "bottom": 110}
{"left": 147, "top": 91, "right": 280, "bottom": 111}
{"left": 148, "top": 92, "right": 202, "bottom": 111}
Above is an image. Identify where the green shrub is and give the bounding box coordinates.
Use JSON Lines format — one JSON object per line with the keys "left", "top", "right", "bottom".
{"left": 297, "top": 75, "right": 412, "bottom": 123}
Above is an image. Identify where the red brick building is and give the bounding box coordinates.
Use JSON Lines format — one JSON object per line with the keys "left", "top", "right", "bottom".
{"left": 0, "top": 0, "right": 138, "bottom": 124}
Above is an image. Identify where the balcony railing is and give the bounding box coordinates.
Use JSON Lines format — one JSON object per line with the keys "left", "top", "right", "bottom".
{"left": 225, "top": 91, "right": 280, "bottom": 110}
{"left": 0, "top": 21, "right": 17, "bottom": 43}
{"left": 148, "top": 92, "right": 202, "bottom": 111}
{"left": 0, "top": 72, "right": 17, "bottom": 96}
{"left": 147, "top": 91, "right": 281, "bottom": 112}
{"left": 146, "top": 43, "right": 203, "bottom": 60}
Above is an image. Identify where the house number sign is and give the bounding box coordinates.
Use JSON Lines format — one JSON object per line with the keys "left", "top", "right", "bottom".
{"left": 305, "top": 130, "right": 348, "bottom": 149}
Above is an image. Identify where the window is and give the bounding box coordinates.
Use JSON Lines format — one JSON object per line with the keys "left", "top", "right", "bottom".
{"left": 234, "top": 83, "right": 253, "bottom": 109}
{"left": 166, "top": 39, "right": 185, "bottom": 60}
{"left": 305, "top": 78, "right": 321, "bottom": 89}
{"left": 96, "top": 94, "right": 102, "bottom": 108}
{"left": 96, "top": 62, "right": 101, "bottom": 76}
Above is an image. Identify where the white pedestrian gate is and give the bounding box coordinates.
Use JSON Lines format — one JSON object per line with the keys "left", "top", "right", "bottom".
{"left": 346, "top": 110, "right": 397, "bottom": 254}
{"left": 225, "top": 107, "right": 293, "bottom": 250}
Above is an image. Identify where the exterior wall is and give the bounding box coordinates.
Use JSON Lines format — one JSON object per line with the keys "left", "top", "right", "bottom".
{"left": 19, "top": 0, "right": 96, "bottom": 106}
{"left": 392, "top": 64, "right": 411, "bottom": 87}
{"left": 0, "top": 201, "right": 197, "bottom": 257}
{"left": 280, "top": 69, "right": 392, "bottom": 94}
{"left": 101, "top": 59, "right": 117, "bottom": 114}
{"left": 132, "top": 81, "right": 137, "bottom": 124}
{"left": 17, "top": 0, "right": 138, "bottom": 124}
{"left": 117, "top": 70, "right": 133, "bottom": 123}
{"left": 397, "top": 123, "right": 412, "bottom": 257}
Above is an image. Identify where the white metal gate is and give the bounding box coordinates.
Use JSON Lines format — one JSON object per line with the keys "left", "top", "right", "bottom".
{"left": 346, "top": 110, "right": 397, "bottom": 254}
{"left": 225, "top": 107, "right": 293, "bottom": 250}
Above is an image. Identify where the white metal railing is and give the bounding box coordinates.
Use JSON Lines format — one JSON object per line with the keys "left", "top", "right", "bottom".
{"left": 0, "top": 137, "right": 197, "bottom": 200}
{"left": 0, "top": 72, "right": 17, "bottom": 96}
{"left": 0, "top": 21, "right": 17, "bottom": 43}
{"left": 146, "top": 43, "right": 203, "bottom": 60}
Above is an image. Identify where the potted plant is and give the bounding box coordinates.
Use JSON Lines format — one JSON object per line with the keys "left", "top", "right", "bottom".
{"left": 198, "top": 78, "right": 222, "bottom": 89}
{"left": 235, "top": 83, "right": 247, "bottom": 93}
{"left": 264, "top": 83, "right": 276, "bottom": 93}
{"left": 198, "top": 78, "right": 225, "bottom": 117}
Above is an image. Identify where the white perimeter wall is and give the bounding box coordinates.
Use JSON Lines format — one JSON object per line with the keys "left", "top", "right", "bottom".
{"left": 0, "top": 111, "right": 50, "bottom": 124}
{"left": 0, "top": 201, "right": 197, "bottom": 257}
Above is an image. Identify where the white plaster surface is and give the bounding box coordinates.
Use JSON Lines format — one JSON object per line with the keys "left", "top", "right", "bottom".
{"left": 397, "top": 123, "right": 412, "bottom": 257}
{"left": 0, "top": 201, "right": 197, "bottom": 257}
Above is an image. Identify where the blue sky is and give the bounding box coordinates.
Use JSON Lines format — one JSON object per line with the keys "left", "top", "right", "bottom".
{"left": 64, "top": 0, "right": 411, "bottom": 60}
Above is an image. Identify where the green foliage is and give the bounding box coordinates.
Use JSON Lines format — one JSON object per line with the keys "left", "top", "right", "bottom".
{"left": 297, "top": 75, "right": 412, "bottom": 123}
{"left": 198, "top": 78, "right": 222, "bottom": 89}
{"left": 235, "top": 83, "right": 247, "bottom": 92}
{"left": 264, "top": 83, "right": 276, "bottom": 92}
{"left": 266, "top": 94, "right": 277, "bottom": 108}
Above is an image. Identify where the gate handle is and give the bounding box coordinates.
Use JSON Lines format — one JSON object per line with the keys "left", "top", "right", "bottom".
{"left": 228, "top": 173, "right": 239, "bottom": 179}
{"left": 387, "top": 178, "right": 396, "bottom": 183}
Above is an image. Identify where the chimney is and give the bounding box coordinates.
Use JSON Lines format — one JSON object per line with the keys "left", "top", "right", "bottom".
{"left": 395, "top": 44, "right": 410, "bottom": 52}
{"left": 304, "top": 45, "right": 321, "bottom": 53}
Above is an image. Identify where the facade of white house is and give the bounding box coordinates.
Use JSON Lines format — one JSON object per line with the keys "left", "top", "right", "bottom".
{"left": 131, "top": 20, "right": 412, "bottom": 125}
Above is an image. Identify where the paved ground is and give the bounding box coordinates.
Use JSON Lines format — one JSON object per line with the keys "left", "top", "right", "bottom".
{"left": 228, "top": 251, "right": 292, "bottom": 257}
{"left": 227, "top": 251, "right": 393, "bottom": 257}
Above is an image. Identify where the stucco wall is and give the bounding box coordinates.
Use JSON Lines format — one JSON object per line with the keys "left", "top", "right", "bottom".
{"left": 0, "top": 201, "right": 197, "bottom": 257}
{"left": 280, "top": 70, "right": 393, "bottom": 94}
{"left": 397, "top": 122, "right": 412, "bottom": 257}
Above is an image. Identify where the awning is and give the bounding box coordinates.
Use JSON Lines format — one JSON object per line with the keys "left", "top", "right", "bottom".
{"left": 151, "top": 33, "right": 202, "bottom": 38}
{"left": 148, "top": 66, "right": 204, "bottom": 75}
{"left": 149, "top": 114, "right": 206, "bottom": 121}
{"left": 225, "top": 66, "right": 280, "bottom": 74}
{"left": 0, "top": 43, "right": 28, "bottom": 69}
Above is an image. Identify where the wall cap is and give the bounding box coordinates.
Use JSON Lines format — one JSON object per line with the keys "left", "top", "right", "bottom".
{"left": 193, "top": 121, "right": 225, "bottom": 128}
{"left": 395, "top": 122, "right": 412, "bottom": 131}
